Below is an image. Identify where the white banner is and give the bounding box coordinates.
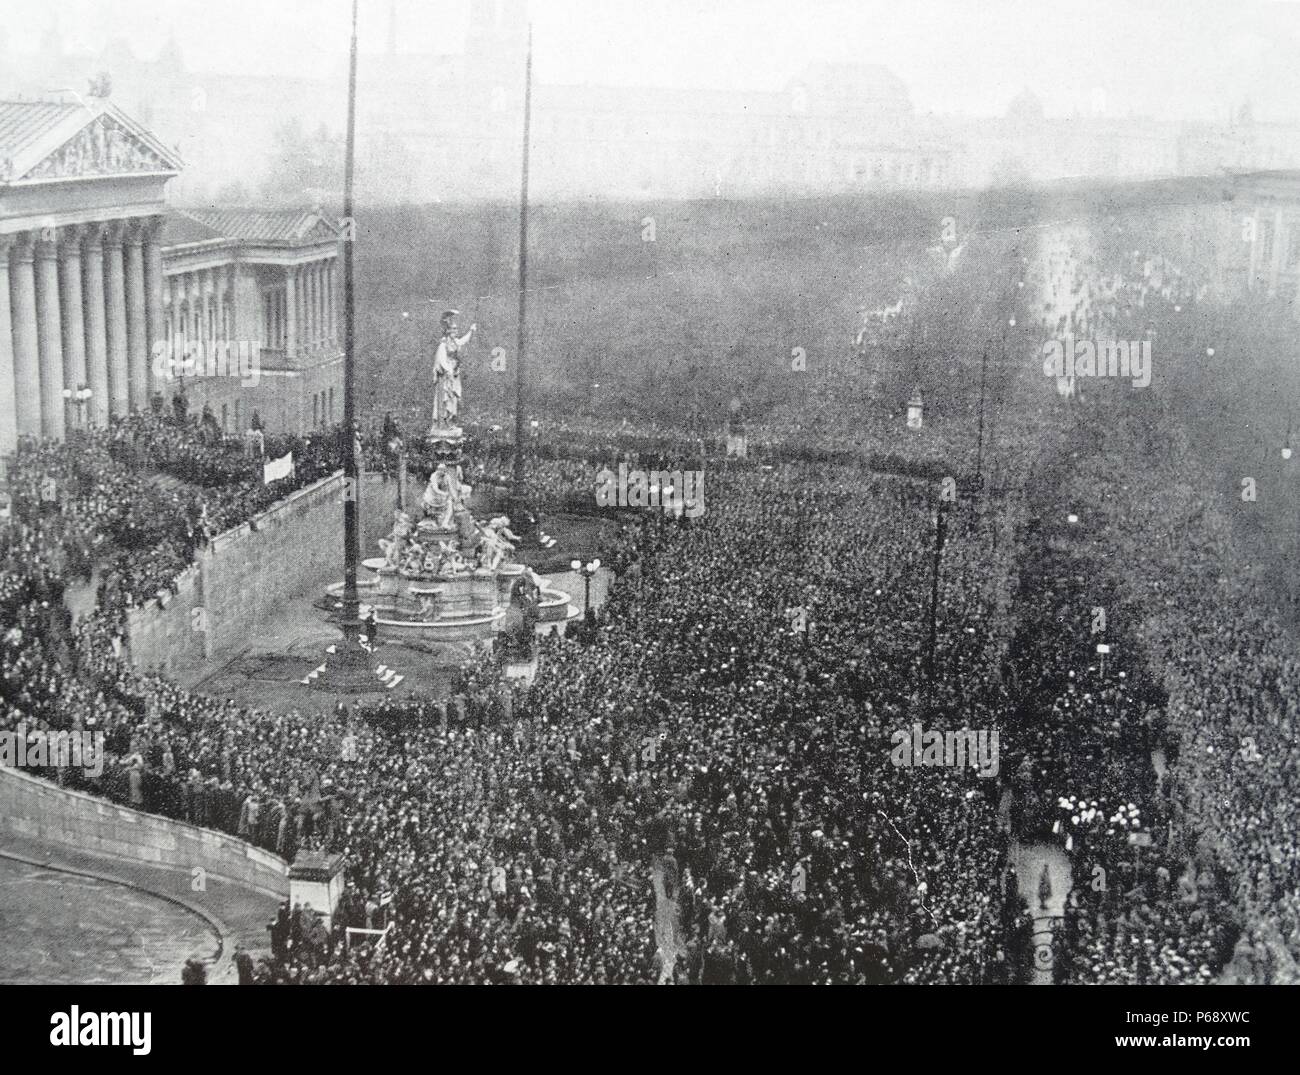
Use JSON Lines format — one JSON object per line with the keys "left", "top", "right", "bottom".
{"left": 263, "top": 451, "right": 294, "bottom": 485}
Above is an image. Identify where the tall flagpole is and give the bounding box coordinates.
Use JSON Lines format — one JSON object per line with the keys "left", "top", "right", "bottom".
{"left": 513, "top": 24, "right": 532, "bottom": 503}
{"left": 342, "top": 0, "right": 360, "bottom": 628}
{"left": 316, "top": 0, "right": 373, "bottom": 693}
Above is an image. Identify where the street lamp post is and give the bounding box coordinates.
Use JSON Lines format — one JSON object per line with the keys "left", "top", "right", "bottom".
{"left": 61, "top": 384, "right": 91, "bottom": 432}
{"left": 571, "top": 558, "right": 600, "bottom": 621}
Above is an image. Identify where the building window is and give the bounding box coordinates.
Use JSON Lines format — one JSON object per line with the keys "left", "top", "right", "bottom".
{"left": 1257, "top": 218, "right": 1274, "bottom": 266}
{"left": 313, "top": 394, "right": 319, "bottom": 428}
{"left": 221, "top": 403, "right": 228, "bottom": 431}
{"left": 329, "top": 387, "right": 335, "bottom": 424}
{"left": 234, "top": 400, "right": 241, "bottom": 431}
{"left": 1286, "top": 226, "right": 1300, "bottom": 270}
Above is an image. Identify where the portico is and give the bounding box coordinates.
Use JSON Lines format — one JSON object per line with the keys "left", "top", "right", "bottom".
{"left": 159, "top": 207, "right": 343, "bottom": 435}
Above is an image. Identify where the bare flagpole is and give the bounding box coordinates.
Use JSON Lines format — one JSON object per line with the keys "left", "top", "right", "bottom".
{"left": 513, "top": 24, "right": 533, "bottom": 507}
{"left": 342, "top": 0, "right": 360, "bottom": 630}
{"left": 316, "top": 0, "right": 373, "bottom": 693}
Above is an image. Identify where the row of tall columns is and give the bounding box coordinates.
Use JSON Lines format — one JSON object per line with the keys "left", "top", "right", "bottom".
{"left": 162, "top": 265, "right": 238, "bottom": 363}
{"left": 0, "top": 215, "right": 165, "bottom": 452}
{"left": 285, "top": 259, "right": 337, "bottom": 360}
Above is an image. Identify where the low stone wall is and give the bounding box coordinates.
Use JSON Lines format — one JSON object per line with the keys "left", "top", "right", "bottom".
{"left": 125, "top": 470, "right": 401, "bottom": 674}
{"left": 0, "top": 765, "right": 288, "bottom": 900}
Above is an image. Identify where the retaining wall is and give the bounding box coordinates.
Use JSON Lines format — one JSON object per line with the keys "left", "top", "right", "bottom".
{"left": 125, "top": 471, "right": 401, "bottom": 673}
{"left": 0, "top": 765, "right": 288, "bottom": 899}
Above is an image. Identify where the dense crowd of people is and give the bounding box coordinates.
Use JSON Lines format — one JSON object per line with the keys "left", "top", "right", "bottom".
{"left": 1008, "top": 213, "right": 1297, "bottom": 983}
{"left": 4, "top": 201, "right": 1300, "bottom": 986}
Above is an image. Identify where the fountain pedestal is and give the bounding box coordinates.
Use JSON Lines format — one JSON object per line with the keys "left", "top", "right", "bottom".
{"left": 321, "top": 425, "right": 577, "bottom": 647}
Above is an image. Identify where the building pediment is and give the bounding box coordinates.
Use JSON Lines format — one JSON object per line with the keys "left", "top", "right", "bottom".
{"left": 303, "top": 216, "right": 341, "bottom": 241}
{"left": 0, "top": 100, "right": 182, "bottom": 187}
{"left": 21, "top": 112, "right": 176, "bottom": 182}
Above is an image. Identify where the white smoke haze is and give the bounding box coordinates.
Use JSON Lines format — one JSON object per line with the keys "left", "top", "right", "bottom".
{"left": 6, "top": 0, "right": 1300, "bottom": 205}
{"left": 6, "top": 0, "right": 1300, "bottom": 122}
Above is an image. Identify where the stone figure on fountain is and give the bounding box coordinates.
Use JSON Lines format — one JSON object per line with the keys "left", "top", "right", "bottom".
{"left": 436, "top": 541, "right": 471, "bottom": 577}
{"left": 430, "top": 310, "right": 476, "bottom": 434}
{"left": 400, "top": 539, "right": 426, "bottom": 577}
{"left": 420, "top": 463, "right": 474, "bottom": 533}
{"left": 326, "top": 293, "right": 550, "bottom": 638}
{"left": 476, "top": 516, "right": 522, "bottom": 572}
{"left": 379, "top": 510, "right": 413, "bottom": 568}
{"left": 421, "top": 465, "right": 457, "bottom": 530}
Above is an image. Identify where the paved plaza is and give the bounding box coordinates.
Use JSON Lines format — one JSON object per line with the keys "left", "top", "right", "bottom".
{"left": 0, "top": 856, "right": 218, "bottom": 985}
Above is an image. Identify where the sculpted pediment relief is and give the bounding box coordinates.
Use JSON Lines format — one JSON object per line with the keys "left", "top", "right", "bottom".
{"left": 21, "top": 114, "right": 172, "bottom": 182}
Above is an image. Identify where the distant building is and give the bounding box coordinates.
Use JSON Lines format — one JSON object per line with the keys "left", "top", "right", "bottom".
{"left": 9, "top": 4, "right": 1300, "bottom": 204}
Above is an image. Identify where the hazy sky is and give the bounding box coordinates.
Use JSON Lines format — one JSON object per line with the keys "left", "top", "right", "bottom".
{"left": 8, "top": 0, "right": 1300, "bottom": 122}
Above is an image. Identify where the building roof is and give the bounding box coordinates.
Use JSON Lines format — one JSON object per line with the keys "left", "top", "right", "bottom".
{"left": 0, "top": 100, "right": 85, "bottom": 159}
{"left": 177, "top": 207, "right": 340, "bottom": 244}
{"left": 160, "top": 210, "right": 227, "bottom": 247}
{"left": 787, "top": 63, "right": 913, "bottom": 114}
{"left": 0, "top": 96, "right": 182, "bottom": 185}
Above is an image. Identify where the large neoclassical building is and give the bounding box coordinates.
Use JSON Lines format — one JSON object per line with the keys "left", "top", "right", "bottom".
{"left": 0, "top": 95, "right": 342, "bottom": 455}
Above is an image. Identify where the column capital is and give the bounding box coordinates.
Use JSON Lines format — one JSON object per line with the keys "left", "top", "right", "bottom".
{"left": 0, "top": 232, "right": 14, "bottom": 258}
{"left": 11, "top": 232, "right": 35, "bottom": 262}
{"left": 59, "top": 223, "right": 85, "bottom": 251}
{"left": 123, "top": 218, "right": 146, "bottom": 247}
{"left": 35, "top": 234, "right": 60, "bottom": 260}
{"left": 102, "top": 219, "right": 127, "bottom": 246}
{"left": 82, "top": 222, "right": 106, "bottom": 250}
{"left": 142, "top": 213, "right": 166, "bottom": 241}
